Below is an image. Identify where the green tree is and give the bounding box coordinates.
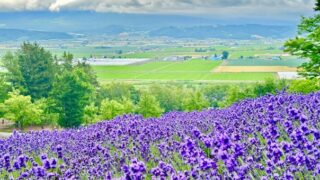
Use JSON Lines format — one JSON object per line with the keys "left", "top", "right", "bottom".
{"left": 0, "top": 90, "right": 42, "bottom": 130}
{"left": 1, "top": 52, "right": 25, "bottom": 93}
{"left": 84, "top": 103, "right": 98, "bottom": 124}
{"left": 2, "top": 43, "right": 57, "bottom": 99}
{"left": 202, "top": 85, "right": 230, "bottom": 108}
{"left": 121, "top": 97, "right": 135, "bottom": 114}
{"left": 220, "top": 86, "right": 256, "bottom": 108}
{"left": 75, "top": 62, "right": 99, "bottom": 87}
{"left": 60, "top": 51, "right": 73, "bottom": 71}
{"left": 96, "top": 83, "right": 139, "bottom": 105}
{"left": 288, "top": 79, "right": 320, "bottom": 94}
{"left": 136, "top": 92, "right": 163, "bottom": 118}
{"left": 149, "top": 84, "right": 183, "bottom": 112}
{"left": 0, "top": 74, "right": 10, "bottom": 103}
{"left": 99, "top": 99, "right": 124, "bottom": 120}
{"left": 284, "top": 1, "right": 320, "bottom": 78}
{"left": 222, "top": 51, "right": 229, "bottom": 60}
{"left": 51, "top": 68, "right": 94, "bottom": 128}
{"left": 182, "top": 91, "right": 209, "bottom": 111}
{"left": 35, "top": 98, "right": 59, "bottom": 128}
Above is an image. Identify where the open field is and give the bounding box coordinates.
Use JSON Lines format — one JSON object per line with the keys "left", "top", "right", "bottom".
{"left": 213, "top": 66, "right": 297, "bottom": 72}
{"left": 225, "top": 58, "right": 307, "bottom": 67}
{"left": 93, "top": 60, "right": 276, "bottom": 81}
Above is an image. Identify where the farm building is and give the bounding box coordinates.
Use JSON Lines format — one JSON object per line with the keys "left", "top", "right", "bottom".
{"left": 163, "top": 56, "right": 190, "bottom": 61}
{"left": 210, "top": 54, "right": 223, "bottom": 60}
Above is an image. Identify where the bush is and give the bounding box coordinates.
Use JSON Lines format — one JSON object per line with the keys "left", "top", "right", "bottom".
{"left": 288, "top": 79, "right": 320, "bottom": 94}
{"left": 136, "top": 92, "right": 163, "bottom": 118}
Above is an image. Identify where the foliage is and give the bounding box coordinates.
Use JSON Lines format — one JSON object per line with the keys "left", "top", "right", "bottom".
{"left": 220, "top": 86, "right": 256, "bottom": 107}
{"left": 96, "top": 83, "right": 139, "bottom": 105}
{"left": 121, "top": 97, "right": 135, "bottom": 114}
{"left": 2, "top": 42, "right": 57, "bottom": 99}
{"left": 202, "top": 85, "right": 230, "bottom": 108}
{"left": 60, "top": 51, "right": 73, "bottom": 71}
{"left": 222, "top": 51, "right": 229, "bottom": 60}
{"left": 84, "top": 103, "right": 99, "bottom": 125}
{"left": 288, "top": 79, "right": 320, "bottom": 94}
{"left": 0, "top": 90, "right": 42, "bottom": 129}
{"left": 284, "top": 2, "right": 320, "bottom": 78}
{"left": 51, "top": 68, "right": 94, "bottom": 128}
{"left": 0, "top": 74, "right": 10, "bottom": 103}
{"left": 149, "top": 84, "right": 183, "bottom": 112}
{"left": 34, "top": 98, "right": 59, "bottom": 128}
{"left": 100, "top": 99, "right": 125, "bottom": 120}
{"left": 136, "top": 92, "right": 163, "bottom": 118}
{"left": 253, "top": 78, "right": 286, "bottom": 96}
{"left": 75, "top": 62, "right": 99, "bottom": 87}
{"left": 182, "top": 91, "right": 209, "bottom": 111}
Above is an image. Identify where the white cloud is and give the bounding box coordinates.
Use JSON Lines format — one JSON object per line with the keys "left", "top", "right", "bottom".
{"left": 0, "top": 0, "right": 315, "bottom": 18}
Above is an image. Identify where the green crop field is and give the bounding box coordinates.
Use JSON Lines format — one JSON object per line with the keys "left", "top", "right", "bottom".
{"left": 225, "top": 58, "right": 308, "bottom": 67}
{"left": 93, "top": 60, "right": 276, "bottom": 82}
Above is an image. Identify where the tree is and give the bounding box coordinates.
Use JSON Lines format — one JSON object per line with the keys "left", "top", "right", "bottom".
{"left": 100, "top": 99, "right": 124, "bottom": 120}
{"left": 84, "top": 103, "right": 98, "bottom": 124}
{"left": 149, "top": 84, "right": 183, "bottom": 112}
{"left": 284, "top": 1, "right": 320, "bottom": 78}
{"left": 96, "top": 83, "right": 139, "bottom": 105}
{"left": 121, "top": 97, "right": 135, "bottom": 114}
{"left": 288, "top": 79, "right": 320, "bottom": 94}
{"left": 136, "top": 92, "right": 163, "bottom": 118}
{"left": 51, "top": 68, "right": 94, "bottom": 128}
{"left": 60, "top": 51, "right": 73, "bottom": 71}
{"left": 2, "top": 43, "right": 57, "bottom": 99}
{"left": 203, "top": 85, "right": 230, "bottom": 108}
{"left": 35, "top": 98, "right": 59, "bottom": 128}
{"left": 75, "top": 62, "right": 99, "bottom": 87}
{"left": 0, "top": 90, "right": 42, "bottom": 130}
{"left": 222, "top": 51, "right": 229, "bottom": 60}
{"left": 220, "top": 86, "right": 256, "bottom": 108}
{"left": 0, "top": 74, "right": 10, "bottom": 103}
{"left": 182, "top": 91, "right": 209, "bottom": 111}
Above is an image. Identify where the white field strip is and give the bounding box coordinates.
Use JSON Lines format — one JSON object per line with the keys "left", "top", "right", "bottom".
{"left": 277, "top": 72, "right": 301, "bottom": 79}
{"left": 78, "top": 58, "right": 150, "bottom": 66}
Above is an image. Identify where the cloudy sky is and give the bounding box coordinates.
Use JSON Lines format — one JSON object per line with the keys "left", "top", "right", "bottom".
{"left": 0, "top": 0, "right": 315, "bottom": 21}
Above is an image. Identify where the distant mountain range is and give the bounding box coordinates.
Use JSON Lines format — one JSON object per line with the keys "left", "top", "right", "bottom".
{"left": 149, "top": 25, "right": 296, "bottom": 39}
{"left": 0, "top": 29, "right": 73, "bottom": 41}
{"left": 0, "top": 11, "right": 298, "bottom": 41}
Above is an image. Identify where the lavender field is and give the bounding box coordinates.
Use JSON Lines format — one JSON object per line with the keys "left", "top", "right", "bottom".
{"left": 0, "top": 92, "right": 319, "bottom": 179}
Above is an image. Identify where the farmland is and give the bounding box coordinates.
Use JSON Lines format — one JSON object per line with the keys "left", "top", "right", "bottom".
{"left": 225, "top": 58, "right": 308, "bottom": 67}
{"left": 93, "top": 60, "right": 277, "bottom": 81}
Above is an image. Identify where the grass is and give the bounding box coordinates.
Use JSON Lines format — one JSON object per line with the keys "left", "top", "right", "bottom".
{"left": 93, "top": 60, "right": 276, "bottom": 81}
{"left": 225, "top": 58, "right": 308, "bottom": 67}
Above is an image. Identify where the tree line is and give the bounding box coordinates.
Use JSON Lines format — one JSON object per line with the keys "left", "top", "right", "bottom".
{"left": 0, "top": 43, "right": 319, "bottom": 131}
{"left": 1, "top": 2, "right": 320, "bottom": 131}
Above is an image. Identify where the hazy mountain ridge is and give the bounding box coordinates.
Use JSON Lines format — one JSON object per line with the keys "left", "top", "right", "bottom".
{"left": 149, "top": 25, "right": 296, "bottom": 39}
{"left": 0, "top": 29, "right": 73, "bottom": 41}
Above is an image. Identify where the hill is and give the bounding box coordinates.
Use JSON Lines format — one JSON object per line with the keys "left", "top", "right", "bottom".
{"left": 0, "top": 92, "right": 319, "bottom": 178}
{"left": 0, "top": 29, "right": 73, "bottom": 41}
{"left": 149, "top": 25, "right": 296, "bottom": 39}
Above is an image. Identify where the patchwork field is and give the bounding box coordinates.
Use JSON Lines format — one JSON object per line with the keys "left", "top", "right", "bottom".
{"left": 93, "top": 60, "right": 276, "bottom": 82}
{"left": 225, "top": 58, "right": 307, "bottom": 67}
{"left": 213, "top": 66, "right": 297, "bottom": 73}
